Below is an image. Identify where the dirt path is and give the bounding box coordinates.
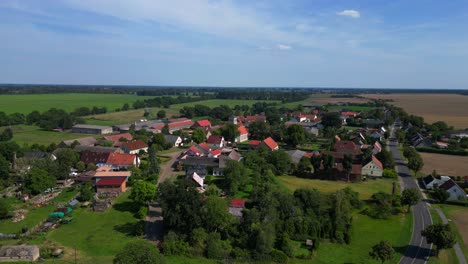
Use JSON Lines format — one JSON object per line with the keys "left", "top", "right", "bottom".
{"left": 146, "top": 149, "right": 184, "bottom": 242}
{"left": 157, "top": 149, "right": 184, "bottom": 184}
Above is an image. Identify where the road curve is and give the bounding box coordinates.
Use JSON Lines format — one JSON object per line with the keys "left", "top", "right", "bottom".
{"left": 389, "top": 125, "right": 432, "bottom": 264}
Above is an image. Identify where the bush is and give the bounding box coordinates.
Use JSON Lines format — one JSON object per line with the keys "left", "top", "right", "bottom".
{"left": 163, "top": 232, "right": 189, "bottom": 256}
{"left": 270, "top": 249, "right": 288, "bottom": 264}
{"left": 416, "top": 147, "right": 468, "bottom": 156}
{"left": 383, "top": 169, "right": 398, "bottom": 178}
{"left": 137, "top": 206, "right": 148, "bottom": 219}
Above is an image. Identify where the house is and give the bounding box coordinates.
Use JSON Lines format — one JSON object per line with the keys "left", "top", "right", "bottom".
{"left": 188, "top": 172, "right": 205, "bottom": 189}
{"left": 120, "top": 140, "right": 148, "bottom": 154}
{"left": 372, "top": 142, "right": 382, "bottom": 155}
{"left": 369, "top": 131, "right": 384, "bottom": 141}
{"left": 447, "top": 130, "right": 468, "bottom": 139}
{"left": 0, "top": 245, "right": 40, "bottom": 262}
{"left": 423, "top": 175, "right": 451, "bottom": 190}
{"left": 104, "top": 133, "right": 133, "bottom": 147}
{"left": 192, "top": 119, "right": 212, "bottom": 129}
{"left": 236, "top": 126, "right": 249, "bottom": 143}
{"left": 114, "top": 120, "right": 164, "bottom": 133}
{"left": 73, "top": 145, "right": 123, "bottom": 154}
{"left": 334, "top": 141, "right": 361, "bottom": 155}
{"left": 59, "top": 137, "right": 97, "bottom": 148}
{"left": 164, "top": 135, "right": 183, "bottom": 147}
{"left": 260, "top": 137, "right": 279, "bottom": 151}
{"left": 435, "top": 141, "right": 449, "bottom": 149}
{"left": 72, "top": 124, "right": 113, "bottom": 135}
{"left": 152, "top": 118, "right": 194, "bottom": 134}
{"left": 228, "top": 199, "right": 245, "bottom": 218}
{"left": 206, "top": 135, "right": 225, "bottom": 148}
{"left": 236, "top": 115, "right": 266, "bottom": 127}
{"left": 23, "top": 151, "right": 56, "bottom": 161}
{"left": 361, "top": 156, "right": 384, "bottom": 177}
{"left": 80, "top": 152, "right": 138, "bottom": 169}
{"left": 287, "top": 150, "right": 307, "bottom": 164}
{"left": 96, "top": 178, "right": 127, "bottom": 193}
{"left": 249, "top": 140, "right": 261, "bottom": 149}
{"left": 439, "top": 179, "right": 467, "bottom": 200}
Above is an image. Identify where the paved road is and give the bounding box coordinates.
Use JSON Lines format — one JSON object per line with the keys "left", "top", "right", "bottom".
{"left": 146, "top": 149, "right": 184, "bottom": 242}
{"left": 389, "top": 125, "right": 433, "bottom": 264}
{"left": 435, "top": 208, "right": 467, "bottom": 264}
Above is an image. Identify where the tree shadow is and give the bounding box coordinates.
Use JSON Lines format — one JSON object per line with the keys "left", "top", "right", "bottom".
{"left": 113, "top": 200, "right": 139, "bottom": 214}
{"left": 114, "top": 220, "right": 145, "bottom": 236}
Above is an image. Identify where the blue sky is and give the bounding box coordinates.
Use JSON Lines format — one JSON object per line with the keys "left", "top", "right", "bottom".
{"left": 1, "top": 0, "right": 468, "bottom": 88}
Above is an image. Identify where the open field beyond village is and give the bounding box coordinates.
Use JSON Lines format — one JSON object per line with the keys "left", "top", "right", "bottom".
{"left": 363, "top": 93, "right": 468, "bottom": 128}
{"left": 420, "top": 152, "right": 468, "bottom": 177}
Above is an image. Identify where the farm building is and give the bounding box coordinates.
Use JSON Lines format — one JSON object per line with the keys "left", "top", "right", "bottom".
{"left": 206, "top": 135, "right": 225, "bottom": 148}
{"left": 164, "top": 135, "right": 183, "bottom": 147}
{"left": 72, "top": 124, "right": 113, "bottom": 135}
{"left": 120, "top": 140, "right": 148, "bottom": 154}
{"left": 228, "top": 199, "right": 245, "bottom": 218}
{"left": 422, "top": 175, "right": 451, "bottom": 190}
{"left": 59, "top": 137, "right": 97, "bottom": 148}
{"left": 361, "top": 156, "right": 384, "bottom": 177}
{"left": 0, "top": 245, "right": 40, "bottom": 262}
{"left": 96, "top": 178, "right": 127, "bottom": 193}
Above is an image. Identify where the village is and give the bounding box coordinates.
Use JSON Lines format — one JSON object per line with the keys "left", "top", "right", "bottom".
{"left": 1, "top": 99, "right": 467, "bottom": 263}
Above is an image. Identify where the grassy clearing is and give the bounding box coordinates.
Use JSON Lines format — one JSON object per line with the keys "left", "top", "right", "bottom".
{"left": 3, "top": 125, "right": 91, "bottom": 145}
{"left": 0, "top": 93, "right": 155, "bottom": 114}
{"left": 0, "top": 188, "right": 78, "bottom": 234}
{"left": 439, "top": 205, "right": 468, "bottom": 262}
{"left": 277, "top": 175, "right": 397, "bottom": 200}
{"left": 292, "top": 212, "right": 412, "bottom": 264}
{"left": 46, "top": 191, "right": 143, "bottom": 262}
{"left": 428, "top": 207, "right": 459, "bottom": 264}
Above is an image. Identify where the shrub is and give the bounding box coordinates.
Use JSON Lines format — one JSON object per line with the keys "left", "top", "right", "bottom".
{"left": 270, "top": 249, "right": 288, "bottom": 264}
{"left": 137, "top": 206, "right": 148, "bottom": 219}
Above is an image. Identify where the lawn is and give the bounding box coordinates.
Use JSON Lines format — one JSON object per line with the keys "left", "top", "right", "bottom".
{"left": 427, "top": 207, "right": 460, "bottom": 264}
{"left": 438, "top": 205, "right": 468, "bottom": 262}
{"left": 277, "top": 175, "right": 397, "bottom": 200}
{"left": 293, "top": 212, "right": 412, "bottom": 264}
{"left": 46, "top": 191, "right": 143, "bottom": 263}
{"left": 3, "top": 125, "right": 92, "bottom": 145}
{"left": 0, "top": 188, "right": 78, "bottom": 234}
{"left": 0, "top": 93, "right": 155, "bottom": 114}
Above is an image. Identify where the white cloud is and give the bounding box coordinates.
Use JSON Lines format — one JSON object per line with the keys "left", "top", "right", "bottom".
{"left": 277, "top": 44, "right": 292, "bottom": 50}
{"left": 337, "top": 10, "right": 360, "bottom": 18}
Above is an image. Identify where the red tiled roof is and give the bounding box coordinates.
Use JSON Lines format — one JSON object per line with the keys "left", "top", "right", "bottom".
{"left": 197, "top": 142, "right": 211, "bottom": 152}
{"left": 334, "top": 141, "right": 360, "bottom": 153}
{"left": 374, "top": 142, "right": 382, "bottom": 152}
{"left": 207, "top": 135, "right": 223, "bottom": 144}
{"left": 237, "top": 115, "right": 265, "bottom": 123}
{"left": 230, "top": 199, "right": 245, "bottom": 208}
{"left": 106, "top": 153, "right": 136, "bottom": 165}
{"left": 104, "top": 133, "right": 133, "bottom": 142}
{"left": 96, "top": 178, "right": 126, "bottom": 186}
{"left": 238, "top": 126, "right": 248, "bottom": 135}
{"left": 169, "top": 120, "right": 194, "bottom": 129}
{"left": 263, "top": 137, "right": 278, "bottom": 150}
{"left": 436, "top": 141, "right": 449, "bottom": 147}
{"left": 249, "top": 140, "right": 261, "bottom": 146}
{"left": 121, "top": 140, "right": 148, "bottom": 151}
{"left": 195, "top": 119, "right": 211, "bottom": 127}
{"left": 210, "top": 149, "right": 221, "bottom": 156}
{"left": 188, "top": 146, "right": 203, "bottom": 155}
{"left": 341, "top": 111, "right": 358, "bottom": 117}
{"left": 81, "top": 152, "right": 110, "bottom": 164}
{"left": 371, "top": 155, "right": 383, "bottom": 170}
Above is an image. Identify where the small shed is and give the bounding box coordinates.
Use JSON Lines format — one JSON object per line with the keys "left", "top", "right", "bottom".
{"left": 68, "top": 199, "right": 79, "bottom": 208}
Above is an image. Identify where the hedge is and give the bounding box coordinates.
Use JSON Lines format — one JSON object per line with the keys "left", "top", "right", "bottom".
{"left": 416, "top": 147, "right": 468, "bottom": 156}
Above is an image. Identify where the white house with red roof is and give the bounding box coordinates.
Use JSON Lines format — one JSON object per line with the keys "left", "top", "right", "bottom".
{"left": 361, "top": 155, "right": 384, "bottom": 177}
{"left": 236, "top": 126, "right": 249, "bottom": 143}
{"left": 206, "top": 135, "right": 225, "bottom": 148}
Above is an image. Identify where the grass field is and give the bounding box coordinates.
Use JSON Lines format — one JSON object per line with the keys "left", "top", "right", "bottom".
{"left": 2, "top": 125, "right": 91, "bottom": 145}
{"left": 439, "top": 205, "right": 468, "bottom": 261}
{"left": 170, "top": 99, "right": 281, "bottom": 110}
{"left": 327, "top": 105, "right": 379, "bottom": 111}
{"left": 419, "top": 152, "right": 468, "bottom": 176}
{"left": 0, "top": 188, "right": 78, "bottom": 234}
{"left": 363, "top": 94, "right": 468, "bottom": 128}
{"left": 46, "top": 191, "right": 143, "bottom": 263}
{"left": 277, "top": 176, "right": 397, "bottom": 200}
{"left": 428, "top": 207, "right": 460, "bottom": 264}
{"left": 0, "top": 93, "right": 155, "bottom": 114}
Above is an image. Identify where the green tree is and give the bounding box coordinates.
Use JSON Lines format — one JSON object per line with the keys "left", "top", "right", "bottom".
{"left": 382, "top": 169, "right": 397, "bottom": 178}
{"left": 76, "top": 161, "right": 85, "bottom": 172}
{"left": 157, "top": 110, "right": 166, "bottom": 119}
{"left": 0, "top": 155, "right": 9, "bottom": 183}
{"left": 401, "top": 188, "right": 420, "bottom": 213}
{"left": 78, "top": 182, "right": 94, "bottom": 202}
{"left": 342, "top": 154, "right": 353, "bottom": 182}
{"left": 376, "top": 149, "right": 395, "bottom": 169}
{"left": 130, "top": 181, "right": 157, "bottom": 205}
{"left": 432, "top": 188, "right": 449, "bottom": 203}
{"left": 407, "top": 156, "right": 424, "bottom": 177}
{"left": 280, "top": 233, "right": 294, "bottom": 257}
{"left": 0, "top": 128, "right": 13, "bottom": 141}
{"left": 0, "top": 200, "right": 11, "bottom": 219}
{"left": 201, "top": 196, "right": 232, "bottom": 233}
{"left": 421, "top": 224, "right": 456, "bottom": 256}
{"left": 321, "top": 112, "right": 342, "bottom": 128}
{"left": 223, "top": 161, "right": 248, "bottom": 195}
{"left": 220, "top": 123, "right": 239, "bottom": 142}
{"left": 147, "top": 145, "right": 160, "bottom": 180}
{"left": 285, "top": 124, "right": 306, "bottom": 146}
{"left": 192, "top": 128, "right": 207, "bottom": 144}
{"left": 114, "top": 240, "right": 165, "bottom": 264}
{"left": 266, "top": 150, "right": 291, "bottom": 175}
{"left": 296, "top": 156, "right": 312, "bottom": 177}
{"left": 369, "top": 240, "right": 395, "bottom": 264}
{"left": 23, "top": 168, "right": 56, "bottom": 195}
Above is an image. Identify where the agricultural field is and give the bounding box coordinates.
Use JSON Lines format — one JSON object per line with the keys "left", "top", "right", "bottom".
{"left": 363, "top": 93, "right": 468, "bottom": 128}
{"left": 326, "top": 105, "right": 379, "bottom": 111}
{"left": 419, "top": 152, "right": 468, "bottom": 177}
{"left": 277, "top": 175, "right": 397, "bottom": 200}
{"left": 0, "top": 93, "right": 155, "bottom": 114}
{"left": 84, "top": 108, "right": 175, "bottom": 126}
{"left": 2, "top": 125, "right": 91, "bottom": 146}
{"left": 170, "top": 99, "right": 281, "bottom": 110}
